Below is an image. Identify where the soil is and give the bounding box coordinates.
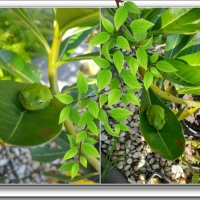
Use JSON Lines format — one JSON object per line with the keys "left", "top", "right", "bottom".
{"left": 183, "top": 94, "right": 200, "bottom": 132}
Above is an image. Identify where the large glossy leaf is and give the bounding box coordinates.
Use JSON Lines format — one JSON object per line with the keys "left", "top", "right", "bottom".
{"left": 140, "top": 89, "right": 185, "bottom": 160}
{"left": 177, "top": 86, "right": 200, "bottom": 95}
{"left": 11, "top": 8, "right": 50, "bottom": 53}
{"left": 0, "top": 49, "right": 40, "bottom": 83}
{"left": 164, "top": 35, "right": 190, "bottom": 58}
{"left": 56, "top": 8, "right": 99, "bottom": 32}
{"left": 30, "top": 147, "right": 68, "bottom": 162}
{"left": 149, "top": 8, "right": 200, "bottom": 35}
{"left": 0, "top": 80, "right": 65, "bottom": 147}
{"left": 161, "top": 58, "right": 200, "bottom": 87}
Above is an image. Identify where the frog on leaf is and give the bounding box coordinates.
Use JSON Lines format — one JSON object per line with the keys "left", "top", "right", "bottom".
{"left": 19, "top": 83, "right": 53, "bottom": 111}
{"left": 146, "top": 104, "right": 165, "bottom": 131}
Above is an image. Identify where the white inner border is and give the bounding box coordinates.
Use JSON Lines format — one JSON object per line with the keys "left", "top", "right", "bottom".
{"left": 0, "top": 0, "right": 200, "bottom": 197}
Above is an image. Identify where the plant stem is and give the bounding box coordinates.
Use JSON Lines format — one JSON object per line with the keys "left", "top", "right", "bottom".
{"left": 48, "top": 21, "right": 61, "bottom": 95}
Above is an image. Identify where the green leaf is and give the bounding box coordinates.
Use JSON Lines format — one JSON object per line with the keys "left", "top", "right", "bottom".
{"left": 100, "top": 93, "right": 108, "bottom": 108}
{"left": 58, "top": 162, "right": 76, "bottom": 171}
{"left": 59, "top": 107, "right": 71, "bottom": 124}
{"left": 11, "top": 8, "right": 50, "bottom": 53}
{"left": 139, "top": 36, "right": 153, "bottom": 49}
{"left": 67, "top": 135, "right": 77, "bottom": 148}
{"left": 71, "top": 163, "right": 79, "bottom": 179}
{"left": 115, "top": 124, "right": 130, "bottom": 134}
{"left": 125, "top": 93, "right": 140, "bottom": 105}
{"left": 124, "top": 1, "right": 141, "bottom": 14}
{"left": 177, "top": 86, "right": 200, "bottom": 95}
{"left": 101, "top": 40, "right": 113, "bottom": 62}
{"left": 87, "top": 121, "right": 99, "bottom": 136}
{"left": 150, "top": 67, "right": 162, "bottom": 78}
{"left": 0, "top": 80, "right": 64, "bottom": 147}
{"left": 130, "top": 19, "right": 154, "bottom": 33}
{"left": 164, "top": 34, "right": 190, "bottom": 59}
{"left": 93, "top": 57, "right": 110, "bottom": 69}
{"left": 56, "top": 8, "right": 99, "bottom": 33}
{"left": 77, "top": 71, "right": 88, "bottom": 94}
{"left": 192, "top": 174, "right": 200, "bottom": 184}
{"left": 97, "top": 69, "right": 112, "bottom": 91}
{"left": 55, "top": 94, "right": 74, "bottom": 104}
{"left": 82, "top": 143, "right": 100, "bottom": 158}
{"left": 140, "top": 88, "right": 185, "bottom": 160}
{"left": 90, "top": 32, "right": 111, "bottom": 45}
{"left": 113, "top": 50, "right": 124, "bottom": 73}
{"left": 30, "top": 147, "right": 68, "bottom": 163}
{"left": 136, "top": 47, "right": 148, "bottom": 70}
{"left": 80, "top": 156, "right": 87, "bottom": 168}
{"left": 150, "top": 52, "right": 159, "bottom": 63}
{"left": 161, "top": 58, "right": 200, "bottom": 87}
{"left": 98, "top": 108, "right": 108, "bottom": 124}
{"left": 0, "top": 50, "right": 40, "bottom": 83}
{"left": 116, "top": 36, "right": 130, "bottom": 50}
{"left": 104, "top": 123, "right": 119, "bottom": 137}
{"left": 178, "top": 51, "right": 200, "bottom": 67}
{"left": 78, "top": 111, "right": 94, "bottom": 127}
{"left": 69, "top": 108, "right": 81, "bottom": 126}
{"left": 125, "top": 56, "right": 138, "bottom": 76}
{"left": 114, "top": 6, "right": 128, "bottom": 30}
{"left": 156, "top": 60, "right": 177, "bottom": 72}
{"left": 110, "top": 78, "right": 119, "bottom": 90}
{"left": 149, "top": 8, "right": 200, "bottom": 35}
{"left": 133, "top": 31, "right": 147, "bottom": 43}
{"left": 84, "top": 138, "right": 98, "bottom": 144}
{"left": 108, "top": 89, "right": 122, "bottom": 106}
{"left": 88, "top": 100, "right": 99, "bottom": 118}
{"left": 63, "top": 146, "right": 78, "bottom": 160}
{"left": 144, "top": 71, "right": 154, "bottom": 91}
{"left": 78, "top": 98, "right": 90, "bottom": 110}
{"left": 120, "top": 70, "right": 141, "bottom": 89}
{"left": 109, "top": 108, "right": 133, "bottom": 120}
{"left": 76, "top": 131, "right": 87, "bottom": 143}
{"left": 102, "top": 17, "right": 114, "bottom": 33}
{"left": 121, "top": 95, "right": 129, "bottom": 105}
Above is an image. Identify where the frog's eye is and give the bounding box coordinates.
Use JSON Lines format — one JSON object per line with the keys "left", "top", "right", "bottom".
{"left": 20, "top": 93, "right": 24, "bottom": 99}
{"left": 37, "top": 100, "right": 43, "bottom": 105}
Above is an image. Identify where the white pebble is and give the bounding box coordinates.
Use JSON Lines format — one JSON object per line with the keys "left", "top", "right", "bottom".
{"left": 117, "top": 161, "right": 124, "bottom": 169}
{"left": 0, "top": 159, "right": 8, "bottom": 167}
{"left": 125, "top": 140, "right": 131, "bottom": 148}
{"left": 101, "top": 135, "right": 108, "bottom": 141}
{"left": 128, "top": 178, "right": 136, "bottom": 184}
{"left": 138, "top": 159, "right": 146, "bottom": 168}
{"left": 17, "top": 165, "right": 27, "bottom": 175}
{"left": 149, "top": 158, "right": 154, "bottom": 165}
{"left": 118, "top": 150, "right": 125, "bottom": 156}
{"left": 132, "top": 152, "right": 141, "bottom": 159}
{"left": 129, "top": 104, "right": 135, "bottom": 112}
{"left": 124, "top": 165, "right": 131, "bottom": 171}
{"left": 152, "top": 164, "right": 159, "bottom": 170}
{"left": 127, "top": 158, "right": 133, "bottom": 164}
{"left": 139, "top": 174, "right": 146, "bottom": 181}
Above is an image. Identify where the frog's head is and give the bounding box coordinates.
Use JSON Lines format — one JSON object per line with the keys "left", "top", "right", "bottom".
{"left": 19, "top": 83, "right": 53, "bottom": 111}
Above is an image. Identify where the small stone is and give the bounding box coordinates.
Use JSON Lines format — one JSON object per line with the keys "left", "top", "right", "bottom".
{"left": 137, "top": 180, "right": 143, "bottom": 184}
{"left": 159, "top": 159, "right": 166, "bottom": 166}
{"left": 117, "top": 161, "right": 124, "bottom": 170}
{"left": 17, "top": 165, "right": 26, "bottom": 175}
{"left": 136, "top": 138, "right": 141, "bottom": 143}
{"left": 124, "top": 165, "right": 131, "bottom": 171}
{"left": 147, "top": 166, "right": 152, "bottom": 172}
{"left": 31, "top": 173, "right": 38, "bottom": 179}
{"left": 132, "top": 152, "right": 141, "bottom": 159}
{"left": 0, "top": 159, "right": 8, "bottom": 167}
{"left": 122, "top": 120, "right": 128, "bottom": 125}
{"left": 35, "top": 176, "right": 41, "bottom": 183}
{"left": 130, "top": 122, "right": 135, "bottom": 127}
{"left": 126, "top": 149, "right": 130, "bottom": 154}
{"left": 164, "top": 167, "right": 171, "bottom": 172}
{"left": 14, "top": 148, "right": 20, "bottom": 157}
{"left": 101, "top": 135, "right": 108, "bottom": 141}
{"left": 129, "top": 104, "right": 135, "bottom": 112}
{"left": 120, "top": 144, "right": 125, "bottom": 150}
{"left": 152, "top": 164, "right": 159, "bottom": 170}
{"left": 185, "top": 168, "right": 191, "bottom": 176}
{"left": 128, "top": 178, "right": 136, "bottom": 184}
{"left": 124, "top": 171, "right": 131, "bottom": 177}
{"left": 32, "top": 162, "right": 40, "bottom": 170}
{"left": 115, "top": 143, "right": 120, "bottom": 150}
{"left": 138, "top": 159, "right": 146, "bottom": 168}
{"left": 136, "top": 145, "right": 143, "bottom": 152}
{"left": 127, "top": 158, "right": 133, "bottom": 164}
{"left": 102, "top": 144, "right": 107, "bottom": 149}
{"left": 182, "top": 172, "right": 187, "bottom": 179}
{"left": 139, "top": 167, "right": 146, "bottom": 173}
{"left": 139, "top": 174, "right": 146, "bottom": 181}
{"left": 149, "top": 158, "right": 154, "bottom": 165}
{"left": 52, "top": 159, "right": 61, "bottom": 165}
{"left": 118, "top": 150, "right": 125, "bottom": 156}
{"left": 128, "top": 116, "right": 132, "bottom": 121}
{"left": 125, "top": 140, "right": 131, "bottom": 149}
{"left": 167, "top": 160, "right": 172, "bottom": 166}
{"left": 120, "top": 132, "right": 126, "bottom": 137}
{"left": 105, "top": 86, "right": 110, "bottom": 92}
{"left": 119, "top": 137, "right": 125, "bottom": 142}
